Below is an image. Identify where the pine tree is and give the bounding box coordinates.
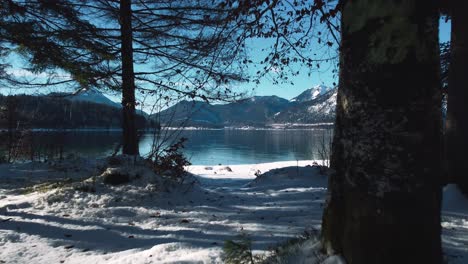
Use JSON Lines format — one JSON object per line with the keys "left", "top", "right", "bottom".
{"left": 119, "top": 0, "right": 138, "bottom": 155}
{"left": 2, "top": 0, "right": 248, "bottom": 156}
{"left": 445, "top": 0, "right": 468, "bottom": 194}
{"left": 0, "top": 0, "right": 115, "bottom": 88}
{"left": 321, "top": 1, "right": 443, "bottom": 263}
{"left": 63, "top": 0, "right": 249, "bottom": 155}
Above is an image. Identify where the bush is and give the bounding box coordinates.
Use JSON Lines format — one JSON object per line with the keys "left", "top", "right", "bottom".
{"left": 150, "top": 137, "right": 191, "bottom": 181}
{"left": 223, "top": 234, "right": 260, "bottom": 264}
{"left": 223, "top": 229, "right": 321, "bottom": 264}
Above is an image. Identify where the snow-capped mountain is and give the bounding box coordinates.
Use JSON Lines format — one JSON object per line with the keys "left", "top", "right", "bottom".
{"left": 290, "top": 84, "right": 333, "bottom": 103}
{"left": 274, "top": 88, "right": 337, "bottom": 124}
{"left": 306, "top": 89, "right": 337, "bottom": 115}
{"left": 67, "top": 88, "right": 121, "bottom": 109}
{"left": 153, "top": 86, "right": 338, "bottom": 127}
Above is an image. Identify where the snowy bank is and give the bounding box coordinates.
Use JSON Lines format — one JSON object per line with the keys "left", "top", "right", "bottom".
{"left": 0, "top": 159, "right": 328, "bottom": 263}
{"left": 442, "top": 184, "right": 468, "bottom": 263}
{"left": 0, "top": 159, "right": 467, "bottom": 263}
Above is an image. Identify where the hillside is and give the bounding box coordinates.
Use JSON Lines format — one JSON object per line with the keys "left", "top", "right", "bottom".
{"left": 49, "top": 88, "right": 148, "bottom": 117}
{"left": 290, "top": 84, "right": 333, "bottom": 103}
{"left": 274, "top": 88, "right": 337, "bottom": 124}
{"left": 0, "top": 94, "right": 148, "bottom": 129}
{"left": 152, "top": 86, "right": 337, "bottom": 127}
{"left": 154, "top": 95, "right": 291, "bottom": 127}
{"left": 65, "top": 88, "right": 122, "bottom": 108}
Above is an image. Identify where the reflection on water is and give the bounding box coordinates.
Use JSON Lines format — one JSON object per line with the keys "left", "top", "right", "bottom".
{"left": 30, "top": 129, "right": 333, "bottom": 165}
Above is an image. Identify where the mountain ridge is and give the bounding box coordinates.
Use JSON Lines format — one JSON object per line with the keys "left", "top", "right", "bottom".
{"left": 152, "top": 85, "right": 337, "bottom": 127}
{"left": 48, "top": 88, "right": 121, "bottom": 109}
{"left": 47, "top": 88, "right": 149, "bottom": 116}
{"left": 290, "top": 84, "right": 332, "bottom": 103}
{"left": 0, "top": 94, "right": 148, "bottom": 129}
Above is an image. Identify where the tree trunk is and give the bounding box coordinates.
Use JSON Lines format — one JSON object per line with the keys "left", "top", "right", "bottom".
{"left": 446, "top": 1, "right": 468, "bottom": 194}
{"left": 120, "top": 0, "right": 139, "bottom": 155}
{"left": 321, "top": 1, "right": 443, "bottom": 263}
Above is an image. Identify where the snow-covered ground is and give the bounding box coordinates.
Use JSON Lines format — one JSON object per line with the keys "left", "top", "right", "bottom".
{"left": 441, "top": 184, "right": 468, "bottom": 263}
{"left": 0, "top": 158, "right": 467, "bottom": 263}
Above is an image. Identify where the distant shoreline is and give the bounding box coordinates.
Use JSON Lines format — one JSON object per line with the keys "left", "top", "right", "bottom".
{"left": 0, "top": 123, "right": 334, "bottom": 132}
{"left": 164, "top": 122, "right": 334, "bottom": 131}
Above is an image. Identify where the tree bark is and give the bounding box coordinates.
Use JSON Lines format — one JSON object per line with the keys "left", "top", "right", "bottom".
{"left": 120, "top": 0, "right": 139, "bottom": 155}
{"left": 446, "top": 1, "right": 468, "bottom": 194}
{"left": 321, "top": 1, "right": 443, "bottom": 263}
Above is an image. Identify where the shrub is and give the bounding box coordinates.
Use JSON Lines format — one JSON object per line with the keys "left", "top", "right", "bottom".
{"left": 150, "top": 137, "right": 191, "bottom": 181}
{"left": 223, "top": 229, "right": 321, "bottom": 264}
{"left": 223, "top": 234, "right": 259, "bottom": 264}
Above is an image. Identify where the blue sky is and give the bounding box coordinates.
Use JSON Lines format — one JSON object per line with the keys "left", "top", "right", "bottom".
{"left": 249, "top": 17, "right": 452, "bottom": 100}
{"left": 2, "top": 17, "right": 452, "bottom": 105}
{"left": 242, "top": 37, "right": 337, "bottom": 100}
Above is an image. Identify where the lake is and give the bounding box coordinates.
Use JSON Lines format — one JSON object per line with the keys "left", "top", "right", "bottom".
{"left": 25, "top": 129, "right": 333, "bottom": 165}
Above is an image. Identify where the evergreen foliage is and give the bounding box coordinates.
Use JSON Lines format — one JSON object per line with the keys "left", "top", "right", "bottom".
{"left": 149, "top": 137, "right": 191, "bottom": 181}
{"left": 223, "top": 234, "right": 260, "bottom": 264}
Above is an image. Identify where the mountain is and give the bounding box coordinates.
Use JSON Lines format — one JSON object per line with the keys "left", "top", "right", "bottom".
{"left": 49, "top": 88, "right": 121, "bottom": 109}
{"left": 68, "top": 88, "right": 122, "bottom": 108}
{"left": 290, "top": 84, "right": 332, "bottom": 103}
{"left": 0, "top": 94, "right": 149, "bottom": 129}
{"left": 152, "top": 87, "right": 337, "bottom": 127}
{"left": 154, "top": 95, "right": 291, "bottom": 127}
{"left": 155, "top": 100, "right": 221, "bottom": 127}
{"left": 217, "top": 96, "right": 291, "bottom": 125}
{"left": 274, "top": 88, "right": 337, "bottom": 124}
{"left": 48, "top": 88, "right": 148, "bottom": 116}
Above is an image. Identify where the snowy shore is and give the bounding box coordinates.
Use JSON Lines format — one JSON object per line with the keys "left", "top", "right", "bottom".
{"left": 0, "top": 159, "right": 467, "bottom": 263}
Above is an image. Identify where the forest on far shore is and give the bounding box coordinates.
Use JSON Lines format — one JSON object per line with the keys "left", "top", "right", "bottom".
{"left": 0, "top": 95, "right": 150, "bottom": 129}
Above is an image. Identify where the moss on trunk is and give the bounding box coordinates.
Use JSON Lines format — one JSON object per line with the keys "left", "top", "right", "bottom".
{"left": 446, "top": 1, "right": 468, "bottom": 194}
{"left": 120, "top": 0, "right": 139, "bottom": 156}
{"left": 321, "top": 1, "right": 443, "bottom": 263}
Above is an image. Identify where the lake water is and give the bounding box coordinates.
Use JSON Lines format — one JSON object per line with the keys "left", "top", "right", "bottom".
{"left": 28, "top": 129, "right": 333, "bottom": 165}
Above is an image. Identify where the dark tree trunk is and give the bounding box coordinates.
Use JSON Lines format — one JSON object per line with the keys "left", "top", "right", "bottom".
{"left": 446, "top": 1, "right": 468, "bottom": 194}
{"left": 321, "top": 1, "right": 443, "bottom": 263}
{"left": 120, "top": 0, "right": 139, "bottom": 155}
{"left": 6, "top": 96, "right": 17, "bottom": 163}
